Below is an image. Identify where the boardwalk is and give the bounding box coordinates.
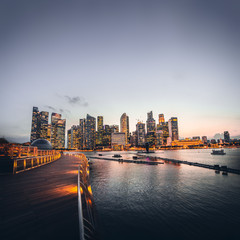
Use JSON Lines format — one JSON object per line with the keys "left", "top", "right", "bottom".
{"left": 0, "top": 154, "right": 81, "bottom": 240}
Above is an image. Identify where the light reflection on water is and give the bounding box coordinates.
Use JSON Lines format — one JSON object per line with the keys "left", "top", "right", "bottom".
{"left": 84, "top": 150, "right": 240, "bottom": 240}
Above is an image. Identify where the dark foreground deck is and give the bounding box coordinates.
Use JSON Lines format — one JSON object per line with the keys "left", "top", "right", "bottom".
{"left": 0, "top": 154, "right": 81, "bottom": 240}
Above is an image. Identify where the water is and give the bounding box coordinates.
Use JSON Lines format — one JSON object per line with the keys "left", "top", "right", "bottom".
{"left": 85, "top": 149, "right": 240, "bottom": 240}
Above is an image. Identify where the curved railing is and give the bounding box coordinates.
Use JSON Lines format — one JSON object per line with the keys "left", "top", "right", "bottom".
{"left": 0, "top": 145, "right": 61, "bottom": 174}
{"left": 71, "top": 153, "right": 97, "bottom": 240}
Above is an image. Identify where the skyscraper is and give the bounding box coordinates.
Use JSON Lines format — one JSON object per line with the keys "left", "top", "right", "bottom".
{"left": 146, "top": 111, "right": 156, "bottom": 147}
{"left": 30, "top": 107, "right": 50, "bottom": 143}
{"left": 146, "top": 111, "right": 156, "bottom": 133}
{"left": 158, "top": 114, "right": 165, "bottom": 124}
{"left": 224, "top": 131, "right": 230, "bottom": 143}
{"left": 30, "top": 107, "right": 40, "bottom": 142}
{"left": 120, "top": 113, "right": 129, "bottom": 144}
{"left": 79, "top": 118, "right": 86, "bottom": 149}
{"left": 96, "top": 116, "right": 104, "bottom": 146}
{"left": 85, "top": 114, "right": 96, "bottom": 150}
{"left": 51, "top": 113, "right": 66, "bottom": 149}
{"left": 39, "top": 111, "right": 49, "bottom": 140}
{"left": 67, "top": 125, "right": 80, "bottom": 149}
{"left": 168, "top": 117, "right": 179, "bottom": 141}
{"left": 136, "top": 122, "right": 145, "bottom": 146}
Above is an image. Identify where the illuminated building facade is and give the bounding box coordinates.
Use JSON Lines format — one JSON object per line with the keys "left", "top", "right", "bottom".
{"left": 39, "top": 111, "right": 49, "bottom": 140}
{"left": 30, "top": 107, "right": 50, "bottom": 143}
{"left": 103, "top": 125, "right": 111, "bottom": 147}
{"left": 30, "top": 107, "right": 40, "bottom": 142}
{"left": 111, "top": 132, "right": 126, "bottom": 148}
{"left": 158, "top": 114, "right": 165, "bottom": 124}
{"left": 85, "top": 114, "right": 96, "bottom": 150}
{"left": 146, "top": 111, "right": 156, "bottom": 133}
{"left": 172, "top": 139, "right": 203, "bottom": 148}
{"left": 157, "top": 122, "right": 169, "bottom": 145}
{"left": 156, "top": 130, "right": 163, "bottom": 146}
{"left": 120, "top": 113, "right": 129, "bottom": 144}
{"left": 168, "top": 117, "right": 179, "bottom": 141}
{"left": 96, "top": 116, "right": 104, "bottom": 146}
{"left": 67, "top": 125, "right": 80, "bottom": 149}
{"left": 51, "top": 113, "right": 66, "bottom": 149}
{"left": 146, "top": 111, "right": 156, "bottom": 147}
{"left": 79, "top": 118, "right": 86, "bottom": 149}
{"left": 136, "top": 122, "right": 145, "bottom": 146}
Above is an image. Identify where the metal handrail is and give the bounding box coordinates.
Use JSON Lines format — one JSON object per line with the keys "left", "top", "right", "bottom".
{"left": 77, "top": 153, "right": 97, "bottom": 240}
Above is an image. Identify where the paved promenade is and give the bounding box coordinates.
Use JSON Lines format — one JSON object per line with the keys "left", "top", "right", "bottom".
{"left": 0, "top": 154, "right": 81, "bottom": 240}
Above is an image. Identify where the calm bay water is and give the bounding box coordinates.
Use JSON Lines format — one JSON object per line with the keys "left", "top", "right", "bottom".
{"left": 85, "top": 149, "right": 240, "bottom": 240}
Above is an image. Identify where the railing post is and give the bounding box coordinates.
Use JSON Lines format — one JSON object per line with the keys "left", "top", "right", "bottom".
{"left": 23, "top": 159, "right": 26, "bottom": 170}
{"left": 13, "top": 160, "right": 17, "bottom": 174}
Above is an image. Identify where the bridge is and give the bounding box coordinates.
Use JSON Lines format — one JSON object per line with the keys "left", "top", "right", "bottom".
{"left": 0, "top": 151, "right": 96, "bottom": 240}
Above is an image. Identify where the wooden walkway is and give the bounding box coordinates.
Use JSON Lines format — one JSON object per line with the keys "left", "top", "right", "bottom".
{"left": 0, "top": 154, "right": 81, "bottom": 240}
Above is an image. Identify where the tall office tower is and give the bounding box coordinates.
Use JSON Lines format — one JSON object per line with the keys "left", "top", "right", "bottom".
{"left": 146, "top": 111, "right": 156, "bottom": 133}
{"left": 120, "top": 113, "right": 129, "bottom": 144}
{"left": 70, "top": 125, "right": 80, "bottom": 149}
{"left": 146, "top": 111, "right": 156, "bottom": 146}
{"left": 79, "top": 118, "right": 86, "bottom": 150}
{"left": 39, "top": 111, "right": 49, "bottom": 139}
{"left": 30, "top": 107, "right": 40, "bottom": 142}
{"left": 103, "top": 125, "right": 111, "bottom": 147}
{"left": 51, "top": 113, "right": 61, "bottom": 146}
{"left": 51, "top": 113, "right": 66, "bottom": 149}
{"left": 97, "top": 116, "right": 103, "bottom": 131}
{"left": 202, "top": 136, "right": 208, "bottom": 144}
{"left": 55, "top": 119, "right": 66, "bottom": 149}
{"left": 157, "top": 122, "right": 169, "bottom": 145}
{"left": 85, "top": 114, "right": 96, "bottom": 150}
{"left": 168, "top": 117, "right": 179, "bottom": 141}
{"left": 96, "top": 116, "right": 104, "bottom": 146}
{"left": 136, "top": 122, "right": 146, "bottom": 146}
{"left": 224, "top": 131, "right": 230, "bottom": 143}
{"left": 156, "top": 130, "right": 164, "bottom": 147}
{"left": 158, "top": 114, "right": 165, "bottom": 124}
{"left": 67, "top": 129, "right": 72, "bottom": 149}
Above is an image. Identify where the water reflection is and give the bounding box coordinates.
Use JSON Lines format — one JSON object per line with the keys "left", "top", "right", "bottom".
{"left": 87, "top": 151, "right": 240, "bottom": 240}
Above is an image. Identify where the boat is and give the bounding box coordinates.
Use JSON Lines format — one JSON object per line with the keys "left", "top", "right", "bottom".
{"left": 133, "top": 156, "right": 138, "bottom": 159}
{"left": 98, "top": 154, "right": 102, "bottom": 156}
{"left": 113, "top": 154, "right": 122, "bottom": 158}
{"left": 211, "top": 149, "right": 226, "bottom": 155}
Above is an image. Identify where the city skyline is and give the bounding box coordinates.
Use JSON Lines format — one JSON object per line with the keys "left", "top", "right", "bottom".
{"left": 1, "top": 0, "right": 240, "bottom": 142}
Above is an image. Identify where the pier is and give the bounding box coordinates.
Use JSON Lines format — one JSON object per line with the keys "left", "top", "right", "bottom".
{"left": 0, "top": 153, "right": 95, "bottom": 240}
{"left": 88, "top": 156, "right": 164, "bottom": 165}
{"left": 89, "top": 155, "right": 240, "bottom": 175}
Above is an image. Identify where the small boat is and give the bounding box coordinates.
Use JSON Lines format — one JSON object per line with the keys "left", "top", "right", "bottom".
{"left": 98, "top": 154, "right": 102, "bottom": 156}
{"left": 215, "top": 170, "right": 220, "bottom": 174}
{"left": 211, "top": 149, "right": 226, "bottom": 155}
{"left": 133, "top": 156, "right": 138, "bottom": 159}
{"left": 113, "top": 154, "right": 122, "bottom": 158}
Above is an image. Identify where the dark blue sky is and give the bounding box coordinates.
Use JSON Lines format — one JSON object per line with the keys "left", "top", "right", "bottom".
{"left": 0, "top": 0, "right": 240, "bottom": 142}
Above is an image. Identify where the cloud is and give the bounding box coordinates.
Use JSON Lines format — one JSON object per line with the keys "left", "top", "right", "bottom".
{"left": 44, "top": 105, "right": 56, "bottom": 111}
{"left": 44, "top": 105, "right": 71, "bottom": 115}
{"left": 64, "top": 95, "right": 88, "bottom": 107}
